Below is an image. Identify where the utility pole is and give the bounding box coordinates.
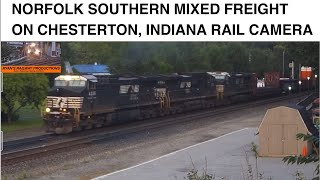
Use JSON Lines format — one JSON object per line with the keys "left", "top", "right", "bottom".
{"left": 298, "top": 64, "right": 301, "bottom": 80}
{"left": 291, "top": 61, "right": 294, "bottom": 79}
{"left": 282, "top": 50, "right": 285, "bottom": 78}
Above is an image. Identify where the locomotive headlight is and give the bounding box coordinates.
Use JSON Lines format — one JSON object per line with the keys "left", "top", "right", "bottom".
{"left": 45, "top": 108, "right": 51, "bottom": 112}
{"left": 27, "top": 49, "right": 31, "bottom": 54}
{"left": 63, "top": 109, "right": 66, "bottom": 112}
{"left": 30, "top": 43, "right": 36, "bottom": 47}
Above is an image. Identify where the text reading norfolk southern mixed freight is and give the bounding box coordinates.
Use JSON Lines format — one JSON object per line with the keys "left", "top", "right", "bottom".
{"left": 13, "top": 3, "right": 288, "bottom": 15}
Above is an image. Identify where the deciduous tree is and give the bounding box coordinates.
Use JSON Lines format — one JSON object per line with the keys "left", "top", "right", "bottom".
{"left": 1, "top": 74, "right": 49, "bottom": 123}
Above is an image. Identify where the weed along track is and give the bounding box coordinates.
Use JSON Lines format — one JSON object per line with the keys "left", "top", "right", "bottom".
{"left": 1, "top": 93, "right": 308, "bottom": 166}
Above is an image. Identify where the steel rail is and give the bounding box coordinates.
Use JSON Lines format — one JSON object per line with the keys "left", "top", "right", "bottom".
{"left": 1, "top": 93, "right": 308, "bottom": 166}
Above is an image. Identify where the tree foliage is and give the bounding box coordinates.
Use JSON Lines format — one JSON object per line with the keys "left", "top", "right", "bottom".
{"left": 61, "top": 42, "right": 319, "bottom": 77}
{"left": 1, "top": 74, "right": 49, "bottom": 123}
{"left": 282, "top": 133, "right": 319, "bottom": 180}
{"left": 1, "top": 42, "right": 13, "bottom": 58}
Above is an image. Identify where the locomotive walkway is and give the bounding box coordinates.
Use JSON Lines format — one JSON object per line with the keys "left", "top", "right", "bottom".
{"left": 94, "top": 128, "right": 316, "bottom": 180}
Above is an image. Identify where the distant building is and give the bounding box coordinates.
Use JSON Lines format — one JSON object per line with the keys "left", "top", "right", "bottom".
{"left": 72, "top": 63, "right": 111, "bottom": 75}
{"left": 40, "top": 42, "right": 61, "bottom": 57}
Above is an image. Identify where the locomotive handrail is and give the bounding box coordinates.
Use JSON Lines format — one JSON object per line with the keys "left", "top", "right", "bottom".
{"left": 167, "top": 91, "right": 171, "bottom": 108}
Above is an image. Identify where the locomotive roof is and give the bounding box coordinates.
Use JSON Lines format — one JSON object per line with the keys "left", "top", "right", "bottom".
{"left": 139, "top": 74, "right": 191, "bottom": 80}
{"left": 82, "top": 75, "right": 98, "bottom": 82}
{"left": 118, "top": 77, "right": 139, "bottom": 81}
{"left": 81, "top": 72, "right": 256, "bottom": 83}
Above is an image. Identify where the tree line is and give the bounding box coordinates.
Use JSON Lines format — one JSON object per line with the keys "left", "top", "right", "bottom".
{"left": 1, "top": 42, "right": 319, "bottom": 123}
{"left": 62, "top": 42, "right": 319, "bottom": 78}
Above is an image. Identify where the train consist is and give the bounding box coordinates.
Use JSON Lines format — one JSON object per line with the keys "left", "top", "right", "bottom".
{"left": 43, "top": 71, "right": 300, "bottom": 134}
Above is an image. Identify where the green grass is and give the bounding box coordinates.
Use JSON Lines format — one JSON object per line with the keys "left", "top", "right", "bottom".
{"left": 1, "top": 105, "right": 43, "bottom": 133}
{"left": 16, "top": 105, "right": 42, "bottom": 121}
{"left": 1, "top": 118, "right": 43, "bottom": 133}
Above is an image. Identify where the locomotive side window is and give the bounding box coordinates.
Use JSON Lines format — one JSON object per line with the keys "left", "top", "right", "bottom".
{"left": 154, "top": 88, "right": 166, "bottom": 98}
{"left": 119, "top": 85, "right": 139, "bottom": 94}
{"left": 89, "top": 82, "right": 96, "bottom": 89}
{"left": 207, "top": 76, "right": 215, "bottom": 87}
{"left": 225, "top": 76, "right": 229, "bottom": 85}
{"left": 235, "top": 79, "right": 240, "bottom": 85}
{"left": 239, "top": 79, "right": 244, "bottom": 88}
{"left": 180, "top": 82, "right": 191, "bottom": 88}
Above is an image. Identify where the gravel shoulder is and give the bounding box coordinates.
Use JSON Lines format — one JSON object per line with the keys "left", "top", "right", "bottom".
{"left": 1, "top": 97, "right": 305, "bottom": 180}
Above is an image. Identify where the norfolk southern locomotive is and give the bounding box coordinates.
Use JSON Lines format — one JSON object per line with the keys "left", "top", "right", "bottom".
{"left": 43, "top": 72, "right": 296, "bottom": 134}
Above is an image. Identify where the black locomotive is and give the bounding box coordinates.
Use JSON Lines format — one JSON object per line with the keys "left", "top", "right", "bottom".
{"left": 43, "top": 72, "right": 294, "bottom": 134}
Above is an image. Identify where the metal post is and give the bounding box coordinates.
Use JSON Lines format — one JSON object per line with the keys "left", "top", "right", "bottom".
{"left": 315, "top": 75, "right": 318, "bottom": 93}
{"left": 291, "top": 61, "right": 294, "bottom": 79}
{"left": 298, "top": 64, "right": 301, "bottom": 80}
{"left": 307, "top": 77, "right": 310, "bottom": 92}
{"left": 288, "top": 85, "right": 291, "bottom": 94}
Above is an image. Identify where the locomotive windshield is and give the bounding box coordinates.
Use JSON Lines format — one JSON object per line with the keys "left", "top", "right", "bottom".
{"left": 54, "top": 75, "right": 87, "bottom": 87}
{"left": 207, "top": 72, "right": 230, "bottom": 84}
{"left": 54, "top": 80, "right": 86, "bottom": 87}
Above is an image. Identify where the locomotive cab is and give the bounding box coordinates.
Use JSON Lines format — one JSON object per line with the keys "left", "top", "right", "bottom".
{"left": 44, "top": 75, "right": 96, "bottom": 134}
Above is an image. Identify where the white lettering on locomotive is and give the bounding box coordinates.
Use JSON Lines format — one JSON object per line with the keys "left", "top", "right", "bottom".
{"left": 47, "top": 96, "right": 83, "bottom": 109}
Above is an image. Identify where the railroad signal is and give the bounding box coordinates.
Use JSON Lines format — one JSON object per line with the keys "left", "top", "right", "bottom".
{"left": 288, "top": 86, "right": 292, "bottom": 95}
{"left": 307, "top": 76, "right": 310, "bottom": 91}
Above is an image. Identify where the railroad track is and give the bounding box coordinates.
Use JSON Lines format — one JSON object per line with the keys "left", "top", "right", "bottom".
{"left": 3, "top": 56, "right": 61, "bottom": 66}
{"left": 28, "top": 57, "right": 61, "bottom": 66}
{"left": 1, "top": 92, "right": 313, "bottom": 166}
{"left": 3, "top": 135, "right": 50, "bottom": 153}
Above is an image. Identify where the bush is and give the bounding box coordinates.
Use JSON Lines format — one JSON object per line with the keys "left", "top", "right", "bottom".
{"left": 283, "top": 133, "right": 319, "bottom": 180}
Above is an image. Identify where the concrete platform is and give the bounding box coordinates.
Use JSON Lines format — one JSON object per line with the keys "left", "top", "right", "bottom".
{"left": 94, "top": 128, "right": 317, "bottom": 180}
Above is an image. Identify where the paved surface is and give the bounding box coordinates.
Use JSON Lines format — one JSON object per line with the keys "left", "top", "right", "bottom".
{"left": 94, "top": 128, "right": 316, "bottom": 180}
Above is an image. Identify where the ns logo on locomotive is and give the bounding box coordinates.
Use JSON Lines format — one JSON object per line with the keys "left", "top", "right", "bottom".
{"left": 43, "top": 72, "right": 298, "bottom": 134}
